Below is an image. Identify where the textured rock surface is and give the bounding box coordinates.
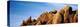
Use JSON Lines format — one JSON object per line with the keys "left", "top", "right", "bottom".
{"left": 21, "top": 5, "right": 78, "bottom": 26}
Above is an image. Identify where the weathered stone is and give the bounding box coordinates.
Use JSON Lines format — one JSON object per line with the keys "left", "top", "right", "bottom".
{"left": 52, "top": 12, "right": 62, "bottom": 24}
{"left": 21, "top": 5, "right": 78, "bottom": 26}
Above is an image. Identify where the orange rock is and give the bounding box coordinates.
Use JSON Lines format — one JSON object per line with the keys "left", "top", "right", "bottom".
{"left": 21, "top": 5, "right": 78, "bottom": 26}
{"left": 52, "top": 12, "right": 62, "bottom": 24}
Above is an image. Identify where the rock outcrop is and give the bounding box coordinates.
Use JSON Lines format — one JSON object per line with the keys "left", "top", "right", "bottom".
{"left": 21, "top": 16, "right": 32, "bottom": 26}
{"left": 21, "top": 5, "right": 78, "bottom": 26}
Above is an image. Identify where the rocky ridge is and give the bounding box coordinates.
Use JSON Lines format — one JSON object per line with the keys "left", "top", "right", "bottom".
{"left": 21, "top": 5, "right": 78, "bottom": 26}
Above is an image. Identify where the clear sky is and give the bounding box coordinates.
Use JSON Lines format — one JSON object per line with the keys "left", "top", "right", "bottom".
{"left": 9, "top": 1, "right": 77, "bottom": 27}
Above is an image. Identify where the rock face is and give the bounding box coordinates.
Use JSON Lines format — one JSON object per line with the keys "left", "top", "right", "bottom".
{"left": 52, "top": 12, "right": 62, "bottom": 24}
{"left": 21, "top": 5, "right": 78, "bottom": 26}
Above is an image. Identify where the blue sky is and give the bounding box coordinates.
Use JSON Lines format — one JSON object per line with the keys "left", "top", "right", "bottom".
{"left": 9, "top": 1, "right": 77, "bottom": 27}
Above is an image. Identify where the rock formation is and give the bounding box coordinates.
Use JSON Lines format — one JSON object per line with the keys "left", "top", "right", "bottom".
{"left": 21, "top": 5, "right": 78, "bottom": 26}
{"left": 21, "top": 16, "right": 32, "bottom": 26}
